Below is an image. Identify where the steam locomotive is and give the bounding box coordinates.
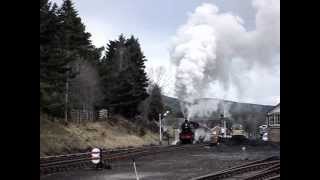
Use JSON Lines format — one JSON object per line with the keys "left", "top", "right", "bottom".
{"left": 179, "top": 119, "right": 198, "bottom": 144}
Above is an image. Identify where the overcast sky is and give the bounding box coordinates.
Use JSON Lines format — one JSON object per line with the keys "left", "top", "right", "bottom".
{"left": 52, "top": 0, "right": 279, "bottom": 106}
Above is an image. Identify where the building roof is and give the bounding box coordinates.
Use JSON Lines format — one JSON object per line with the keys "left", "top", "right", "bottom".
{"left": 268, "top": 103, "right": 280, "bottom": 115}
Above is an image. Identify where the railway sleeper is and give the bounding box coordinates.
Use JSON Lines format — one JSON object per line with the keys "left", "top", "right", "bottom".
{"left": 264, "top": 174, "right": 280, "bottom": 180}
{"left": 200, "top": 162, "right": 278, "bottom": 180}
{"left": 244, "top": 168, "right": 280, "bottom": 180}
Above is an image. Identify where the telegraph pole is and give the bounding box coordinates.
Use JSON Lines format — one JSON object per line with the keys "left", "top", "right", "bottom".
{"left": 159, "top": 111, "right": 170, "bottom": 145}
{"left": 65, "top": 65, "right": 69, "bottom": 124}
{"left": 222, "top": 102, "right": 226, "bottom": 138}
{"left": 159, "top": 113, "right": 162, "bottom": 145}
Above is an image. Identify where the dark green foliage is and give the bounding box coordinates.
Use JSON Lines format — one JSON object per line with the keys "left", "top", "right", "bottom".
{"left": 147, "top": 84, "right": 164, "bottom": 121}
{"left": 57, "top": 0, "right": 92, "bottom": 57}
{"left": 40, "top": 0, "right": 72, "bottom": 117}
{"left": 40, "top": 0, "right": 101, "bottom": 118}
{"left": 41, "top": 0, "right": 149, "bottom": 121}
{"left": 99, "top": 35, "right": 149, "bottom": 118}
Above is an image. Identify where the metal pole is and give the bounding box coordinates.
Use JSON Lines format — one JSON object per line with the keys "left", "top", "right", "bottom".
{"left": 159, "top": 113, "right": 162, "bottom": 145}
{"left": 223, "top": 102, "right": 226, "bottom": 138}
{"left": 133, "top": 159, "right": 140, "bottom": 180}
{"left": 223, "top": 119, "right": 226, "bottom": 138}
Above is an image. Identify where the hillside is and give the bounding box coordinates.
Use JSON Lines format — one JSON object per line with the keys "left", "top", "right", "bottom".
{"left": 162, "top": 96, "right": 273, "bottom": 116}
{"left": 40, "top": 97, "right": 274, "bottom": 156}
{"left": 162, "top": 95, "right": 183, "bottom": 116}
{"left": 40, "top": 115, "right": 158, "bottom": 156}
{"left": 162, "top": 96, "right": 274, "bottom": 133}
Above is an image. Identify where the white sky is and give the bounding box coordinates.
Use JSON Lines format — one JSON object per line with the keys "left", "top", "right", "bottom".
{"left": 51, "top": 0, "right": 279, "bottom": 106}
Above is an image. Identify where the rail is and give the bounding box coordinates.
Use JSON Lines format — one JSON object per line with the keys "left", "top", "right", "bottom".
{"left": 190, "top": 156, "right": 280, "bottom": 180}
{"left": 40, "top": 143, "right": 207, "bottom": 176}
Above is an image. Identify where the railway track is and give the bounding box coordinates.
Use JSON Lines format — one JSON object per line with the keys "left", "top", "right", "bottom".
{"left": 40, "top": 143, "right": 207, "bottom": 176}
{"left": 191, "top": 156, "right": 280, "bottom": 180}
{"left": 40, "top": 145, "right": 156, "bottom": 164}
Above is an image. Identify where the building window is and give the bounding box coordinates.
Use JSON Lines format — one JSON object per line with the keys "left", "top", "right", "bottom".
{"left": 276, "top": 113, "right": 280, "bottom": 125}
{"left": 269, "top": 113, "right": 280, "bottom": 127}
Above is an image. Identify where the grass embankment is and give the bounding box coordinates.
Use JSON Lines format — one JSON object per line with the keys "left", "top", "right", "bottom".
{"left": 40, "top": 115, "right": 159, "bottom": 156}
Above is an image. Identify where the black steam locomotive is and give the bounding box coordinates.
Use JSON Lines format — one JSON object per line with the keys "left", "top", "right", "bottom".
{"left": 179, "top": 119, "right": 198, "bottom": 144}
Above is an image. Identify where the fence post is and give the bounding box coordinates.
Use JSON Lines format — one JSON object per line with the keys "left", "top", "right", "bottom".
{"left": 79, "top": 110, "right": 82, "bottom": 124}
{"left": 77, "top": 110, "right": 80, "bottom": 124}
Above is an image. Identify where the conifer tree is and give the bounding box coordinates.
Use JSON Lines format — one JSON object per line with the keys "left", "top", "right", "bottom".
{"left": 57, "top": 0, "right": 91, "bottom": 57}
{"left": 40, "top": 0, "right": 101, "bottom": 118}
{"left": 99, "top": 35, "right": 149, "bottom": 118}
{"left": 57, "top": 0, "right": 103, "bottom": 115}
{"left": 40, "top": 0, "right": 71, "bottom": 117}
{"left": 147, "top": 84, "right": 164, "bottom": 121}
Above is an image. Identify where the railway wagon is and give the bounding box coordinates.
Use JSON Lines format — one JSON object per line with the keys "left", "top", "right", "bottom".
{"left": 231, "top": 124, "right": 248, "bottom": 140}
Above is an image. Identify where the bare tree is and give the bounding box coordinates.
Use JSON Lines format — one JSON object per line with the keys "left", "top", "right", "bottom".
{"left": 69, "top": 59, "right": 103, "bottom": 116}
{"left": 147, "top": 66, "right": 172, "bottom": 93}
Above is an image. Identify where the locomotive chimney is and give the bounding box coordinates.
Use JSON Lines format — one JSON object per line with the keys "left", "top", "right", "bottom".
{"left": 185, "top": 117, "right": 189, "bottom": 122}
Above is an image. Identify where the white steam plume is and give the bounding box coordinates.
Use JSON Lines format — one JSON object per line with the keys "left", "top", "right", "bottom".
{"left": 170, "top": 0, "right": 280, "bottom": 118}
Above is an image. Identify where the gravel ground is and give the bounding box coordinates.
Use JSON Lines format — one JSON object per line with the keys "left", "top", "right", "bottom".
{"left": 40, "top": 143, "right": 280, "bottom": 180}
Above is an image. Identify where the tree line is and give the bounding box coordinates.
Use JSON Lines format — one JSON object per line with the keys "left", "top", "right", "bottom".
{"left": 40, "top": 0, "right": 165, "bottom": 123}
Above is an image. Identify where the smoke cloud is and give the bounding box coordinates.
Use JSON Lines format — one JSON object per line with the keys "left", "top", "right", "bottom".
{"left": 170, "top": 0, "right": 279, "bottom": 118}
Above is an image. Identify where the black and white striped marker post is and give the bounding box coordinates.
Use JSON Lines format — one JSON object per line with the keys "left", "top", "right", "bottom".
{"left": 91, "top": 148, "right": 101, "bottom": 167}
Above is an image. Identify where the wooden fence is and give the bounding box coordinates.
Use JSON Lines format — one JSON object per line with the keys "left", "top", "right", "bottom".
{"left": 70, "top": 109, "right": 95, "bottom": 123}
{"left": 69, "top": 109, "right": 109, "bottom": 123}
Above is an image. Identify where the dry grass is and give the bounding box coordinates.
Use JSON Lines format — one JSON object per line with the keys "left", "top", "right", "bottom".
{"left": 40, "top": 116, "right": 158, "bottom": 156}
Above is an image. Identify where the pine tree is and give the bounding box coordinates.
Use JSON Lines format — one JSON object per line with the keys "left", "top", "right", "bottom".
{"left": 99, "top": 35, "right": 149, "bottom": 118}
{"left": 124, "top": 36, "right": 149, "bottom": 117}
{"left": 40, "top": 0, "right": 72, "bottom": 117}
{"left": 57, "top": 0, "right": 91, "bottom": 57}
{"left": 40, "top": 0, "right": 100, "bottom": 118}
{"left": 57, "top": 0, "right": 104, "bottom": 116}
{"left": 147, "top": 84, "right": 164, "bottom": 121}
{"left": 99, "top": 35, "right": 126, "bottom": 110}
